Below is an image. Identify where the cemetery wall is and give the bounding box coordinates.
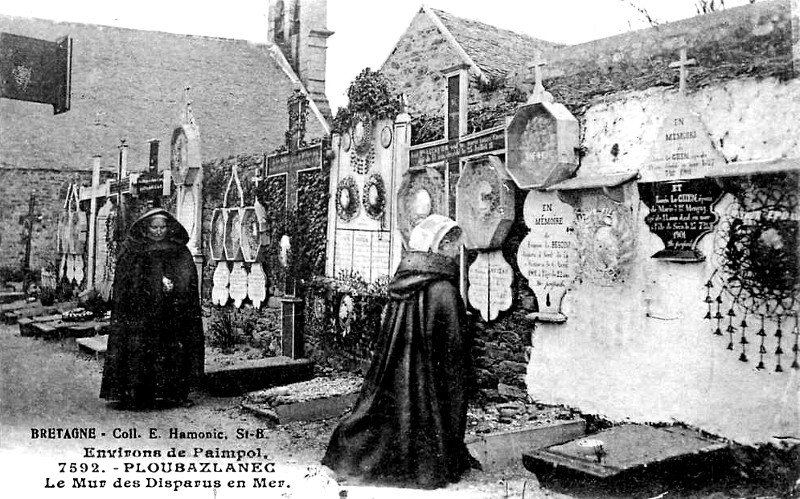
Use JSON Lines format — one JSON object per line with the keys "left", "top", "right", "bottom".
{"left": 525, "top": 78, "right": 800, "bottom": 444}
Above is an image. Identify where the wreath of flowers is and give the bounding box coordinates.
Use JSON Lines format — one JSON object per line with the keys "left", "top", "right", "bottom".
{"left": 352, "top": 112, "right": 374, "bottom": 156}
{"left": 362, "top": 172, "right": 386, "bottom": 221}
{"left": 336, "top": 176, "right": 360, "bottom": 222}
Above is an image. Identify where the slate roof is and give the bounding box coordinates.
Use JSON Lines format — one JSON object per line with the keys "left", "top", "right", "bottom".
{"left": 0, "top": 15, "right": 329, "bottom": 173}
{"left": 428, "top": 8, "right": 563, "bottom": 79}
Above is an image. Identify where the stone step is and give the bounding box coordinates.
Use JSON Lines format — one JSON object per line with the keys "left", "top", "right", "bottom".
{"left": 18, "top": 314, "right": 63, "bottom": 336}
{"left": 2, "top": 301, "right": 77, "bottom": 324}
{"left": 30, "top": 320, "right": 110, "bottom": 339}
{"left": 0, "top": 292, "right": 26, "bottom": 305}
{"left": 203, "top": 356, "right": 314, "bottom": 397}
{"left": 466, "top": 419, "right": 587, "bottom": 472}
{"left": 76, "top": 334, "right": 108, "bottom": 358}
{"left": 241, "top": 376, "right": 362, "bottom": 424}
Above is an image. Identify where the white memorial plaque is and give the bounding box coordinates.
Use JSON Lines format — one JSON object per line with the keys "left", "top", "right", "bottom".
{"left": 74, "top": 255, "right": 85, "bottom": 286}
{"left": 229, "top": 261, "right": 248, "bottom": 308}
{"left": 517, "top": 190, "right": 578, "bottom": 321}
{"left": 334, "top": 230, "right": 353, "bottom": 276}
{"left": 468, "top": 250, "right": 513, "bottom": 322}
{"left": 211, "top": 261, "right": 230, "bottom": 306}
{"left": 247, "top": 263, "right": 267, "bottom": 309}
{"left": 352, "top": 231, "right": 372, "bottom": 280}
{"left": 371, "top": 232, "right": 391, "bottom": 281}
{"left": 177, "top": 190, "right": 195, "bottom": 236}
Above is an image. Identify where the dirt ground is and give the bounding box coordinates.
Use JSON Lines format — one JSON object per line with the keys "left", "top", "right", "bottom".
{"left": 1, "top": 323, "right": 796, "bottom": 499}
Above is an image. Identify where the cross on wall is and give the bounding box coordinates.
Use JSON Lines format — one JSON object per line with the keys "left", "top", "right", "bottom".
{"left": 669, "top": 48, "right": 697, "bottom": 95}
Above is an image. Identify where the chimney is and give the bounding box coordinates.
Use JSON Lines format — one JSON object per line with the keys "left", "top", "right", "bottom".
{"left": 269, "top": 0, "right": 334, "bottom": 120}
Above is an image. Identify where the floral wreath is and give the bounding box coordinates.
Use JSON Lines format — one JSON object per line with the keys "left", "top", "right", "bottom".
{"left": 336, "top": 176, "right": 360, "bottom": 222}
{"left": 362, "top": 172, "right": 386, "bottom": 221}
{"left": 575, "top": 207, "right": 635, "bottom": 285}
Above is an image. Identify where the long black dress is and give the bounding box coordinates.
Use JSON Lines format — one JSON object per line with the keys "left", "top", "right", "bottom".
{"left": 100, "top": 209, "right": 204, "bottom": 407}
{"left": 322, "top": 251, "right": 474, "bottom": 489}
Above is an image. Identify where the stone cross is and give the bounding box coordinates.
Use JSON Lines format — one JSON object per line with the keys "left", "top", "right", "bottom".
{"left": 669, "top": 48, "right": 696, "bottom": 95}
{"left": 527, "top": 51, "right": 553, "bottom": 104}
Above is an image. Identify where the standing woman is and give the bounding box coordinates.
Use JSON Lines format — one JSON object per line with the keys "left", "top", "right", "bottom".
{"left": 100, "top": 208, "right": 204, "bottom": 409}
{"left": 323, "top": 214, "right": 478, "bottom": 489}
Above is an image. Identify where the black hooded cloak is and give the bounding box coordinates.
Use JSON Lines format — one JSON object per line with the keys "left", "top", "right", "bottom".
{"left": 322, "top": 251, "right": 474, "bottom": 489}
{"left": 100, "top": 208, "right": 204, "bottom": 406}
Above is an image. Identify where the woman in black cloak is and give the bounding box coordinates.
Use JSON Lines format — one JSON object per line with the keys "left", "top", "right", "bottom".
{"left": 100, "top": 208, "right": 204, "bottom": 409}
{"left": 322, "top": 214, "right": 477, "bottom": 489}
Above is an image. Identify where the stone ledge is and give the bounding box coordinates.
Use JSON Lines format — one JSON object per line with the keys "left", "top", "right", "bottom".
{"left": 242, "top": 392, "right": 359, "bottom": 424}
{"left": 76, "top": 334, "right": 108, "bottom": 358}
{"left": 466, "top": 419, "right": 586, "bottom": 472}
{"left": 203, "top": 357, "right": 314, "bottom": 397}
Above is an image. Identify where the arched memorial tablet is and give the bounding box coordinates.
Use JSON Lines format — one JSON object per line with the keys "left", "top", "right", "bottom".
{"left": 468, "top": 250, "right": 513, "bottom": 322}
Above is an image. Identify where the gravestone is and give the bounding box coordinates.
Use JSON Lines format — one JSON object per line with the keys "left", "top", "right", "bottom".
{"left": 325, "top": 107, "right": 409, "bottom": 283}
{"left": 456, "top": 155, "right": 517, "bottom": 321}
{"left": 517, "top": 190, "right": 578, "bottom": 322}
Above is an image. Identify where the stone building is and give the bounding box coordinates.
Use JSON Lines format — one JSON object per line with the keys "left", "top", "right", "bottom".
{"left": 0, "top": 0, "right": 331, "bottom": 273}
{"left": 373, "top": 0, "right": 799, "bottom": 444}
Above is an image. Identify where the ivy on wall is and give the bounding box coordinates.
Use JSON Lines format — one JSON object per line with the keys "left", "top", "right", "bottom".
{"left": 331, "top": 68, "right": 403, "bottom": 134}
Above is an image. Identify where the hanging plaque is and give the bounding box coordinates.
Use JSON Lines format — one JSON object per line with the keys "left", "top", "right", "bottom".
{"left": 468, "top": 250, "right": 513, "bottom": 322}
{"left": 456, "top": 155, "right": 516, "bottom": 249}
{"left": 506, "top": 101, "right": 579, "bottom": 189}
{"left": 517, "top": 190, "right": 578, "bottom": 322}
{"left": 396, "top": 167, "right": 446, "bottom": 243}
{"left": 248, "top": 263, "right": 267, "bottom": 309}
{"left": 639, "top": 178, "right": 723, "bottom": 261}
{"left": 210, "top": 209, "right": 225, "bottom": 261}
{"left": 211, "top": 261, "right": 230, "bottom": 306}
{"left": 229, "top": 262, "right": 248, "bottom": 308}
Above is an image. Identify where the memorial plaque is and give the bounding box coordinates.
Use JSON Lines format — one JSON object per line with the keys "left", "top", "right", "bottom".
{"left": 211, "top": 261, "right": 230, "bottom": 306}
{"left": 639, "top": 178, "right": 724, "bottom": 261}
{"left": 94, "top": 199, "right": 116, "bottom": 300}
{"left": 170, "top": 123, "right": 202, "bottom": 186}
{"left": 333, "top": 230, "right": 354, "bottom": 276}
{"left": 352, "top": 231, "right": 372, "bottom": 280}
{"left": 641, "top": 100, "right": 726, "bottom": 182}
{"left": 240, "top": 207, "right": 261, "bottom": 263}
{"left": 396, "top": 167, "right": 446, "bottom": 242}
{"left": 456, "top": 155, "right": 516, "bottom": 249}
{"left": 517, "top": 190, "right": 578, "bottom": 321}
{"left": 73, "top": 255, "right": 84, "bottom": 286}
{"left": 177, "top": 189, "right": 196, "bottom": 236}
{"left": 574, "top": 196, "right": 636, "bottom": 286}
{"left": 229, "top": 261, "right": 248, "bottom": 308}
{"left": 224, "top": 208, "right": 243, "bottom": 261}
{"left": 409, "top": 128, "right": 506, "bottom": 168}
{"left": 247, "top": 263, "right": 267, "bottom": 309}
{"left": 468, "top": 250, "right": 513, "bottom": 322}
{"left": 371, "top": 234, "right": 391, "bottom": 279}
{"left": 210, "top": 209, "right": 225, "bottom": 261}
{"left": 507, "top": 101, "right": 579, "bottom": 189}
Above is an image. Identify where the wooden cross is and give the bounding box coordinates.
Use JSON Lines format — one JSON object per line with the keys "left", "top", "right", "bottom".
{"left": 527, "top": 51, "right": 553, "bottom": 104}
{"left": 669, "top": 48, "right": 696, "bottom": 95}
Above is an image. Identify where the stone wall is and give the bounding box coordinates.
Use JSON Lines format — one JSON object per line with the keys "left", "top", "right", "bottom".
{"left": 0, "top": 168, "right": 90, "bottom": 274}
{"left": 0, "top": 14, "right": 329, "bottom": 272}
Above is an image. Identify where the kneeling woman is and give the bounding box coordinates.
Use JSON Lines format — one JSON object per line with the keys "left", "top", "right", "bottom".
{"left": 323, "top": 214, "right": 478, "bottom": 489}
{"left": 100, "top": 209, "right": 204, "bottom": 409}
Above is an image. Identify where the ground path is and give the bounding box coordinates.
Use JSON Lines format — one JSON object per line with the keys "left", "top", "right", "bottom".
{"left": 0, "top": 324, "right": 560, "bottom": 499}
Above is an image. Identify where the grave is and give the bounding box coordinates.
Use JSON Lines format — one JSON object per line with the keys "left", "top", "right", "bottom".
{"left": 241, "top": 376, "right": 362, "bottom": 424}
{"left": 203, "top": 356, "right": 314, "bottom": 396}
{"left": 522, "top": 424, "right": 727, "bottom": 480}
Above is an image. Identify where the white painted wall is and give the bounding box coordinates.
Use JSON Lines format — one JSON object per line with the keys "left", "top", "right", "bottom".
{"left": 525, "top": 77, "right": 800, "bottom": 444}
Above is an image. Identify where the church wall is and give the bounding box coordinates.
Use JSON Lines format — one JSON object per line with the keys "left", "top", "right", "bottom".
{"left": 525, "top": 77, "right": 800, "bottom": 444}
